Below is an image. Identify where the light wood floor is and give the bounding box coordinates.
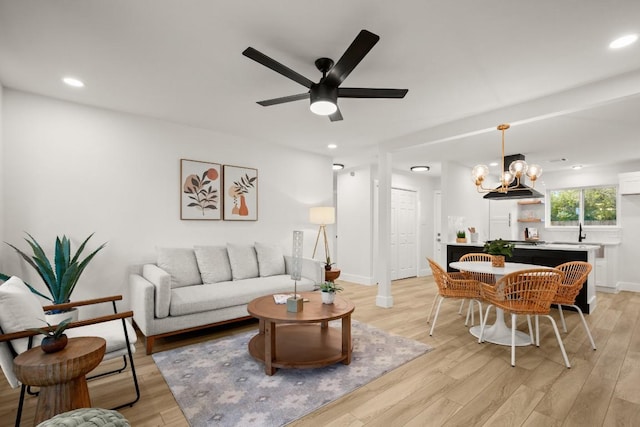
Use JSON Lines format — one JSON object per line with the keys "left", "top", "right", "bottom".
{"left": 2, "top": 276, "right": 640, "bottom": 426}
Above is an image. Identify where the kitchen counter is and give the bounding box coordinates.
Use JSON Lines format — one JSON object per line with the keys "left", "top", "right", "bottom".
{"left": 446, "top": 242, "right": 597, "bottom": 313}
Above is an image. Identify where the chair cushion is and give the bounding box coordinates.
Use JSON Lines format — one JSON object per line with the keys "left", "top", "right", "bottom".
{"left": 194, "top": 245, "right": 232, "bottom": 284}
{"left": 255, "top": 242, "right": 285, "bottom": 277}
{"left": 0, "top": 276, "right": 44, "bottom": 354}
{"left": 157, "top": 247, "right": 201, "bottom": 288}
{"left": 226, "top": 244, "right": 259, "bottom": 280}
{"left": 66, "top": 318, "right": 137, "bottom": 357}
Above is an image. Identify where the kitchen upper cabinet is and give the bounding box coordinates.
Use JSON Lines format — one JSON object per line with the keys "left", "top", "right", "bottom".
{"left": 619, "top": 171, "right": 640, "bottom": 195}
{"left": 488, "top": 200, "right": 517, "bottom": 240}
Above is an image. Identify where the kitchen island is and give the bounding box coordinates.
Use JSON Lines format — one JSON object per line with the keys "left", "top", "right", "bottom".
{"left": 446, "top": 242, "right": 599, "bottom": 313}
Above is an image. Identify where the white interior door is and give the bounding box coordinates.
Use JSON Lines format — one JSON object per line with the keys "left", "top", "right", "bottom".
{"left": 391, "top": 188, "right": 417, "bottom": 280}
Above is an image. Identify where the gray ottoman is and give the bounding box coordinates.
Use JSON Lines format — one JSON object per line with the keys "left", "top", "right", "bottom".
{"left": 36, "top": 408, "right": 130, "bottom": 427}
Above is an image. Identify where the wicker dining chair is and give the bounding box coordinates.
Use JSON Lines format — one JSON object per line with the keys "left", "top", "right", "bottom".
{"left": 456, "top": 253, "right": 496, "bottom": 325}
{"left": 479, "top": 268, "right": 571, "bottom": 368}
{"left": 553, "top": 261, "right": 596, "bottom": 350}
{"left": 427, "top": 258, "right": 483, "bottom": 336}
{"left": 458, "top": 253, "right": 496, "bottom": 284}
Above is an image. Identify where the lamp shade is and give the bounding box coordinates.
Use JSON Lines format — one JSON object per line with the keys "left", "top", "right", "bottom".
{"left": 309, "top": 207, "right": 335, "bottom": 225}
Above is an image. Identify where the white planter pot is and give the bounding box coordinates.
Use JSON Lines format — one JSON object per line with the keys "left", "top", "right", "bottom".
{"left": 44, "top": 307, "right": 79, "bottom": 325}
{"left": 321, "top": 291, "right": 335, "bottom": 304}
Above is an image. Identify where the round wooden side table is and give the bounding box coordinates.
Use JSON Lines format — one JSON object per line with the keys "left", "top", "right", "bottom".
{"left": 13, "top": 336, "right": 106, "bottom": 424}
{"left": 325, "top": 268, "right": 341, "bottom": 282}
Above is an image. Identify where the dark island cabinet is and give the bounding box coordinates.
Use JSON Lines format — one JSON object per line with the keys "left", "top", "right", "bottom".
{"left": 446, "top": 244, "right": 590, "bottom": 313}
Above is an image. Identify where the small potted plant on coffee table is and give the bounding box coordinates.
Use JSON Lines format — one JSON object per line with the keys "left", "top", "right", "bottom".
{"left": 319, "top": 281, "right": 343, "bottom": 304}
{"left": 483, "top": 239, "right": 515, "bottom": 267}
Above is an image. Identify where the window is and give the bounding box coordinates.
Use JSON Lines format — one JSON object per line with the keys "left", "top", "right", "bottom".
{"left": 549, "top": 186, "right": 617, "bottom": 227}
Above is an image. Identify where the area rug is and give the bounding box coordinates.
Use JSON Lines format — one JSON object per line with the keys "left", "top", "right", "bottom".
{"left": 153, "top": 320, "right": 432, "bottom": 427}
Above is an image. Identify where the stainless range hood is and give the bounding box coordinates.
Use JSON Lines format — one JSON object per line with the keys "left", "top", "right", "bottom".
{"left": 483, "top": 154, "right": 544, "bottom": 200}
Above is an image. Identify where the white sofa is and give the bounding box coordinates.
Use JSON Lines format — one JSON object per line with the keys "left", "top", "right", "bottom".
{"left": 129, "top": 243, "right": 323, "bottom": 354}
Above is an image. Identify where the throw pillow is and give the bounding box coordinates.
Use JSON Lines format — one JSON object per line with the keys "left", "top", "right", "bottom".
{"left": 226, "top": 244, "right": 259, "bottom": 280}
{"left": 156, "top": 247, "right": 201, "bottom": 288}
{"left": 0, "top": 276, "right": 45, "bottom": 354}
{"left": 255, "top": 242, "right": 285, "bottom": 277}
{"left": 194, "top": 246, "right": 232, "bottom": 284}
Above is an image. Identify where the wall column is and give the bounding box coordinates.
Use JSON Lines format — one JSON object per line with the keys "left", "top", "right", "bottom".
{"left": 376, "top": 150, "right": 393, "bottom": 307}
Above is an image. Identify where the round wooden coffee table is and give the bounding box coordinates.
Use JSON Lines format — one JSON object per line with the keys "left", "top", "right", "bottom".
{"left": 13, "top": 336, "right": 106, "bottom": 424}
{"left": 247, "top": 291, "right": 355, "bottom": 375}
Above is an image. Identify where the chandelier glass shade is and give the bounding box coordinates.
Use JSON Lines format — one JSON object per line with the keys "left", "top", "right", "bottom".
{"left": 472, "top": 124, "right": 542, "bottom": 194}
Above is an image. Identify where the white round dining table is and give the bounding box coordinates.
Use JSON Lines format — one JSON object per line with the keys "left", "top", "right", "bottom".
{"left": 449, "top": 261, "right": 553, "bottom": 346}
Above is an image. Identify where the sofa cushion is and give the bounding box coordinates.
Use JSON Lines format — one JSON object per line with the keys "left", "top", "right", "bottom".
{"left": 255, "top": 242, "right": 285, "bottom": 277}
{"left": 226, "top": 244, "right": 259, "bottom": 280}
{"left": 194, "top": 246, "right": 232, "bottom": 284}
{"left": 0, "top": 276, "right": 44, "bottom": 355}
{"left": 157, "top": 247, "right": 201, "bottom": 288}
{"left": 169, "top": 275, "right": 315, "bottom": 316}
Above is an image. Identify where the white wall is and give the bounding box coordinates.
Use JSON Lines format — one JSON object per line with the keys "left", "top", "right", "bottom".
{"left": 0, "top": 83, "right": 4, "bottom": 269}
{"left": 440, "top": 161, "right": 489, "bottom": 243}
{"left": 1, "top": 90, "right": 333, "bottom": 312}
{"left": 336, "top": 166, "right": 373, "bottom": 284}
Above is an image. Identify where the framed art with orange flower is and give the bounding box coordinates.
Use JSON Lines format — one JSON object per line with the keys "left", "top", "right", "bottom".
{"left": 180, "top": 159, "right": 222, "bottom": 220}
{"left": 223, "top": 165, "right": 258, "bottom": 221}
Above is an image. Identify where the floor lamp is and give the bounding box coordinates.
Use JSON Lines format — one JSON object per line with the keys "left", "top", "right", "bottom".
{"left": 310, "top": 206, "right": 335, "bottom": 263}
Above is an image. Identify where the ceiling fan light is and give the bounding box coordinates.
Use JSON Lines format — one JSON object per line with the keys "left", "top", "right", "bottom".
{"left": 310, "top": 100, "right": 337, "bottom": 115}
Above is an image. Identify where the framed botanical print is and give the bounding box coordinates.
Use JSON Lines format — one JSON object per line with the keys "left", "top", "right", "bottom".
{"left": 223, "top": 165, "right": 258, "bottom": 221}
{"left": 180, "top": 159, "right": 222, "bottom": 220}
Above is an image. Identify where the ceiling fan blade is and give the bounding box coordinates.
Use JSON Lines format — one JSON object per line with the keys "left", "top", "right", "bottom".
{"left": 243, "top": 47, "right": 314, "bottom": 89}
{"left": 329, "top": 107, "right": 343, "bottom": 122}
{"left": 324, "top": 30, "right": 380, "bottom": 87}
{"left": 338, "top": 88, "right": 408, "bottom": 98}
{"left": 257, "top": 93, "right": 310, "bottom": 106}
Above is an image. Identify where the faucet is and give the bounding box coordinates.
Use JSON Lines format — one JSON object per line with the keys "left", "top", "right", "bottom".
{"left": 578, "top": 222, "right": 586, "bottom": 242}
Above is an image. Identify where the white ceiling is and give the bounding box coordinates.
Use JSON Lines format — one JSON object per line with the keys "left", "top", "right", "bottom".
{"left": 1, "top": 1, "right": 639, "bottom": 176}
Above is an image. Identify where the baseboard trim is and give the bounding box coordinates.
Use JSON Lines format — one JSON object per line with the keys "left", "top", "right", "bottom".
{"left": 340, "top": 273, "right": 376, "bottom": 285}
{"left": 618, "top": 281, "right": 640, "bottom": 292}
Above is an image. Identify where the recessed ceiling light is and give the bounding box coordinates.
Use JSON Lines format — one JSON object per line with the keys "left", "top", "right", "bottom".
{"left": 572, "top": 165, "right": 583, "bottom": 170}
{"left": 410, "top": 166, "right": 430, "bottom": 172}
{"left": 609, "top": 34, "right": 638, "bottom": 49}
{"left": 489, "top": 162, "right": 499, "bottom": 167}
{"left": 327, "top": 144, "right": 337, "bottom": 149}
{"left": 62, "top": 77, "right": 85, "bottom": 88}
{"left": 332, "top": 163, "right": 344, "bottom": 170}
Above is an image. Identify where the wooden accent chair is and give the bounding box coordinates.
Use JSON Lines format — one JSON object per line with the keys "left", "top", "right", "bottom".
{"left": 554, "top": 261, "right": 596, "bottom": 350}
{"left": 427, "top": 258, "right": 483, "bottom": 336}
{"left": 479, "top": 268, "right": 571, "bottom": 368}
{"left": 0, "top": 276, "right": 140, "bottom": 427}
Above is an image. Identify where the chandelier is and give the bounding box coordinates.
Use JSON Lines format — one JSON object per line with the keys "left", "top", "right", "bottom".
{"left": 471, "top": 124, "right": 542, "bottom": 194}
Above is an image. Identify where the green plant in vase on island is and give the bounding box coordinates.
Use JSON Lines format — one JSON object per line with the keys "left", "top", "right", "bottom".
{"left": 456, "top": 230, "right": 467, "bottom": 243}
{"left": 483, "top": 238, "right": 515, "bottom": 267}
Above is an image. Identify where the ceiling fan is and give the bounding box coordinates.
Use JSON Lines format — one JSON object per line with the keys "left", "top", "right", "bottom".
{"left": 242, "top": 29, "right": 408, "bottom": 122}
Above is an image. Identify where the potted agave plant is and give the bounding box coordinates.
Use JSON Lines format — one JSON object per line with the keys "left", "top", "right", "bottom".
{"left": 29, "top": 317, "right": 73, "bottom": 353}
{"left": 0, "top": 233, "right": 106, "bottom": 323}
{"left": 483, "top": 238, "right": 515, "bottom": 267}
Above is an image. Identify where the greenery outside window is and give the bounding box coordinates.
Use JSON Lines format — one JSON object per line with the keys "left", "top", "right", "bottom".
{"left": 549, "top": 186, "right": 617, "bottom": 227}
